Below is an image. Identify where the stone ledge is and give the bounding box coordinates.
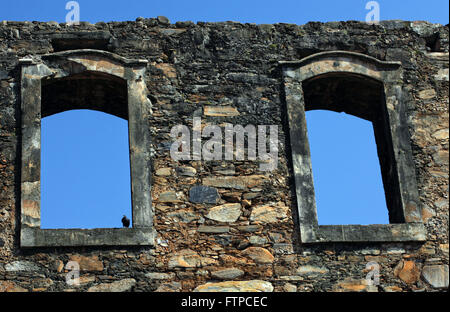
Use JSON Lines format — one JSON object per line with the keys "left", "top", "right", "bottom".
{"left": 20, "top": 227, "right": 155, "bottom": 247}
{"left": 303, "top": 223, "right": 426, "bottom": 243}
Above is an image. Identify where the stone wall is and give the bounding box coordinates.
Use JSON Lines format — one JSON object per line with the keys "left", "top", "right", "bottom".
{"left": 0, "top": 17, "right": 448, "bottom": 292}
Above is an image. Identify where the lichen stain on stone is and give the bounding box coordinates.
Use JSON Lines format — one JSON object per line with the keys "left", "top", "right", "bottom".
{"left": 155, "top": 63, "right": 177, "bottom": 78}
{"left": 299, "top": 59, "right": 381, "bottom": 80}
{"left": 23, "top": 74, "right": 42, "bottom": 80}
{"left": 22, "top": 200, "right": 40, "bottom": 219}
{"left": 404, "top": 202, "right": 422, "bottom": 222}
{"left": 68, "top": 56, "right": 125, "bottom": 77}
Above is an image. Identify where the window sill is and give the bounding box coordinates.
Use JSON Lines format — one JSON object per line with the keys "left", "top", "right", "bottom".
{"left": 301, "top": 223, "right": 426, "bottom": 243}
{"left": 20, "top": 227, "right": 155, "bottom": 247}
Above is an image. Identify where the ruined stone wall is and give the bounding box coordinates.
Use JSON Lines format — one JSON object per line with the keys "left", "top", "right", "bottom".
{"left": 0, "top": 17, "right": 448, "bottom": 292}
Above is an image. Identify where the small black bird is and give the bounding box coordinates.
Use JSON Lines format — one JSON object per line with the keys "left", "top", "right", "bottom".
{"left": 121, "top": 215, "right": 130, "bottom": 228}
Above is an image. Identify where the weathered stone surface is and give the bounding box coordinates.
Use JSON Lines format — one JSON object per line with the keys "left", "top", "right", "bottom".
{"left": 155, "top": 281, "right": 182, "bottom": 292}
{"left": 296, "top": 265, "right": 329, "bottom": 276}
{"left": 278, "top": 275, "right": 304, "bottom": 281}
{"left": 220, "top": 255, "right": 250, "bottom": 265}
{"left": 249, "top": 235, "right": 268, "bottom": 246}
{"left": 432, "top": 129, "right": 449, "bottom": 140}
{"left": 69, "top": 255, "right": 104, "bottom": 272}
{"left": 273, "top": 243, "right": 294, "bottom": 254}
{"left": 439, "top": 243, "right": 449, "bottom": 255}
{"left": 204, "top": 106, "right": 240, "bottom": 117}
{"left": 0, "top": 69, "right": 9, "bottom": 80}
{"left": 383, "top": 285, "right": 403, "bottom": 292}
{"left": 157, "top": 16, "right": 170, "bottom": 25}
{"left": 5, "top": 261, "right": 41, "bottom": 272}
{"left": 419, "top": 243, "right": 436, "bottom": 255}
{"left": 432, "top": 151, "right": 449, "bottom": 165}
{"left": 243, "top": 192, "right": 259, "bottom": 200}
{"left": 0, "top": 281, "right": 28, "bottom": 292}
{"left": 158, "top": 191, "right": 182, "bottom": 203}
{"left": 222, "top": 192, "right": 242, "bottom": 202}
{"left": 434, "top": 68, "right": 449, "bottom": 81}
{"left": 394, "top": 260, "right": 420, "bottom": 284}
{"left": 211, "top": 268, "right": 244, "bottom": 280}
{"left": 237, "top": 225, "right": 263, "bottom": 233}
{"left": 421, "top": 265, "right": 449, "bottom": 288}
{"left": 250, "top": 202, "right": 289, "bottom": 223}
{"left": 200, "top": 257, "right": 218, "bottom": 267}
{"left": 55, "top": 260, "right": 64, "bottom": 273}
{"left": 168, "top": 249, "right": 217, "bottom": 269}
{"left": 87, "top": 278, "right": 136, "bottom": 292}
{"left": 145, "top": 272, "right": 175, "bottom": 280}
{"left": 428, "top": 170, "right": 448, "bottom": 179}
{"left": 176, "top": 166, "right": 197, "bottom": 176}
{"left": 241, "top": 247, "right": 274, "bottom": 264}
{"left": 359, "top": 248, "right": 381, "bottom": 255}
{"left": 283, "top": 283, "right": 297, "bottom": 292}
{"left": 155, "top": 167, "right": 172, "bottom": 176}
{"left": 189, "top": 186, "right": 219, "bottom": 204}
{"left": 418, "top": 89, "right": 436, "bottom": 99}
{"left": 155, "top": 63, "right": 176, "bottom": 78}
{"left": 168, "top": 249, "right": 202, "bottom": 269}
{"left": 268, "top": 232, "right": 284, "bottom": 243}
{"left": 78, "top": 275, "right": 96, "bottom": 285}
{"left": 333, "top": 278, "right": 378, "bottom": 292}
{"left": 197, "top": 225, "right": 230, "bottom": 233}
{"left": 421, "top": 205, "right": 436, "bottom": 221}
{"left": 203, "top": 175, "right": 267, "bottom": 190}
{"left": 167, "top": 209, "right": 199, "bottom": 223}
{"left": 194, "top": 280, "right": 274, "bottom": 292}
{"left": 386, "top": 247, "right": 406, "bottom": 255}
{"left": 206, "top": 203, "right": 242, "bottom": 223}
{"left": 21, "top": 200, "right": 40, "bottom": 219}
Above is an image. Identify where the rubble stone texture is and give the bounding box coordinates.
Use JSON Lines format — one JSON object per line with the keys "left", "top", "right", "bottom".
{"left": 0, "top": 17, "right": 448, "bottom": 292}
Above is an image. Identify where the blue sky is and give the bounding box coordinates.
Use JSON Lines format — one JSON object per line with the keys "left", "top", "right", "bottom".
{"left": 2, "top": 0, "right": 449, "bottom": 24}
{"left": 2, "top": 1, "right": 448, "bottom": 228}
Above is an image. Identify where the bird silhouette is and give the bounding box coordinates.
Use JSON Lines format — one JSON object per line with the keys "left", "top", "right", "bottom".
{"left": 121, "top": 215, "right": 130, "bottom": 228}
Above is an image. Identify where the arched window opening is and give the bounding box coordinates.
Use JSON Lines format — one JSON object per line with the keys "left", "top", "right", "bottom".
{"left": 303, "top": 73, "right": 398, "bottom": 225}
{"left": 41, "top": 71, "right": 128, "bottom": 119}
{"left": 282, "top": 51, "right": 424, "bottom": 243}
{"left": 19, "top": 50, "right": 154, "bottom": 247}
{"left": 40, "top": 72, "right": 132, "bottom": 229}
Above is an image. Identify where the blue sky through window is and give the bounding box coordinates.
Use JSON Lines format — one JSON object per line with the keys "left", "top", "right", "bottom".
{"left": 306, "top": 110, "right": 389, "bottom": 225}
{"left": 41, "top": 110, "right": 132, "bottom": 229}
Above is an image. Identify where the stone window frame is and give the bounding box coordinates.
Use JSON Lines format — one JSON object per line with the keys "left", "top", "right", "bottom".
{"left": 281, "top": 51, "right": 426, "bottom": 243}
{"left": 19, "top": 49, "right": 155, "bottom": 247}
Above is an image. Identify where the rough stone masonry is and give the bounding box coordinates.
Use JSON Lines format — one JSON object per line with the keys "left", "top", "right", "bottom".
{"left": 0, "top": 16, "right": 448, "bottom": 292}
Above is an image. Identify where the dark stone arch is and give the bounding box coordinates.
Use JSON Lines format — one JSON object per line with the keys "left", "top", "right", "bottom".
{"left": 41, "top": 71, "right": 128, "bottom": 119}
{"left": 302, "top": 72, "right": 384, "bottom": 121}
